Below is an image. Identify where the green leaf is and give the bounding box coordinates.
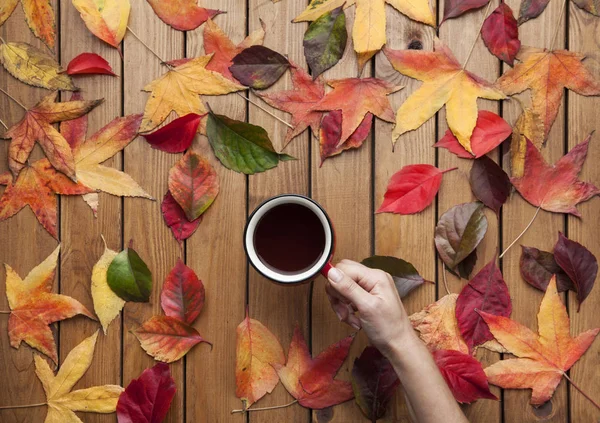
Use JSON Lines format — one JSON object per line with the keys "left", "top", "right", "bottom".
{"left": 206, "top": 112, "right": 295, "bottom": 175}
{"left": 107, "top": 248, "right": 152, "bottom": 302}
{"left": 361, "top": 255, "right": 430, "bottom": 298}
{"left": 303, "top": 6, "right": 347, "bottom": 78}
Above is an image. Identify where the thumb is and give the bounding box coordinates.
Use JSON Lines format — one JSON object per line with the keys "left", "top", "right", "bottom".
{"left": 327, "top": 267, "right": 370, "bottom": 306}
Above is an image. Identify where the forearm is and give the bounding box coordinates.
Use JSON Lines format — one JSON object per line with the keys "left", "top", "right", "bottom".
{"left": 385, "top": 333, "right": 468, "bottom": 423}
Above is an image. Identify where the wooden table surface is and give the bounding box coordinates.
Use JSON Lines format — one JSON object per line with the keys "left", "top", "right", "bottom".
{"left": 1, "top": 0, "right": 599, "bottom": 422}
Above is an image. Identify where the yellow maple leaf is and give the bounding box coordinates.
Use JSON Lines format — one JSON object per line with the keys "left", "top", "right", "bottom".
{"left": 91, "top": 237, "right": 124, "bottom": 334}
{"left": 34, "top": 331, "right": 123, "bottom": 422}
{"left": 141, "top": 55, "right": 244, "bottom": 132}
{"left": 294, "top": 0, "right": 435, "bottom": 68}
{"left": 384, "top": 38, "right": 505, "bottom": 152}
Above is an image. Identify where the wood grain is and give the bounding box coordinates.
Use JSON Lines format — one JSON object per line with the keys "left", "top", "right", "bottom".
{"left": 122, "top": 2, "right": 184, "bottom": 422}
{"left": 502, "top": 0, "right": 568, "bottom": 420}
{"left": 185, "top": 1, "right": 248, "bottom": 421}
{"left": 0, "top": 3, "right": 60, "bottom": 422}
{"left": 374, "top": 12, "right": 436, "bottom": 422}
{"left": 567, "top": 5, "right": 600, "bottom": 422}
{"left": 246, "top": 1, "right": 311, "bottom": 422}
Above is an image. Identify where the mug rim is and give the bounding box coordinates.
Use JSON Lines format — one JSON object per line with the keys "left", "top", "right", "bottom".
{"left": 244, "top": 194, "right": 334, "bottom": 284}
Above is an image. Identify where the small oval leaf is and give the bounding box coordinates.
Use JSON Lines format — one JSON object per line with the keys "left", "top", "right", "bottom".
{"left": 143, "top": 113, "right": 203, "bottom": 153}
{"left": 520, "top": 245, "right": 574, "bottom": 292}
{"left": 66, "top": 52, "right": 116, "bottom": 76}
{"left": 481, "top": 3, "right": 520, "bottom": 66}
{"left": 107, "top": 247, "right": 152, "bottom": 302}
{"left": 469, "top": 156, "right": 511, "bottom": 214}
{"left": 361, "top": 255, "right": 430, "bottom": 298}
{"left": 303, "top": 6, "right": 347, "bottom": 78}
{"left": 229, "top": 45, "right": 290, "bottom": 89}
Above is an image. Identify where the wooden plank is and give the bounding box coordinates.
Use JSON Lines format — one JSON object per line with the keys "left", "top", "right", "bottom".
{"left": 0, "top": 3, "right": 60, "bottom": 422}
{"left": 184, "top": 2, "right": 248, "bottom": 421}
{"left": 246, "top": 1, "right": 311, "bottom": 422}
{"left": 57, "top": 2, "right": 123, "bottom": 423}
{"left": 122, "top": 3, "right": 185, "bottom": 422}
{"left": 567, "top": 5, "right": 600, "bottom": 421}
{"left": 502, "top": 0, "right": 568, "bottom": 420}
{"left": 310, "top": 8, "right": 371, "bottom": 423}
{"left": 374, "top": 16, "right": 436, "bottom": 421}
{"left": 436, "top": 4, "right": 502, "bottom": 422}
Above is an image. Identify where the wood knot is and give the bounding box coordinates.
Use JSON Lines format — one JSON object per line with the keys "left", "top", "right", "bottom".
{"left": 407, "top": 39, "right": 423, "bottom": 50}
{"left": 531, "top": 400, "right": 554, "bottom": 420}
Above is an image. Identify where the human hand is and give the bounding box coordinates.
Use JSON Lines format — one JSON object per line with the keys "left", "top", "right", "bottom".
{"left": 325, "top": 260, "right": 417, "bottom": 356}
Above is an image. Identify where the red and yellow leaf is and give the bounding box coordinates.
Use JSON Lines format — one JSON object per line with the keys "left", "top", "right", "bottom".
{"left": 147, "top": 0, "right": 222, "bottom": 31}
{"left": 161, "top": 191, "right": 202, "bottom": 244}
{"left": 160, "top": 259, "right": 205, "bottom": 325}
{"left": 319, "top": 110, "right": 372, "bottom": 165}
{"left": 72, "top": 0, "right": 130, "bottom": 47}
{"left": 21, "top": 0, "right": 56, "bottom": 48}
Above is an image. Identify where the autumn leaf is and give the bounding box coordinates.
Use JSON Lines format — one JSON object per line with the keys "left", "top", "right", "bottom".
{"left": 66, "top": 52, "right": 116, "bottom": 76}
{"left": 479, "top": 276, "right": 600, "bottom": 405}
{"left": 142, "top": 113, "right": 203, "bottom": 153}
{"left": 303, "top": 5, "right": 347, "bottom": 78}
{"left": 361, "top": 256, "right": 431, "bottom": 298}
{"left": 229, "top": 45, "right": 290, "bottom": 89}
{"left": 517, "top": 0, "right": 550, "bottom": 24}
{"left": 206, "top": 111, "right": 294, "bottom": 175}
{"left": 520, "top": 245, "right": 574, "bottom": 292}
{"left": 510, "top": 101, "right": 544, "bottom": 178}
{"left": 147, "top": 0, "right": 222, "bottom": 31}
{"left": 0, "top": 0, "right": 18, "bottom": 27}
{"left": 204, "top": 18, "right": 265, "bottom": 82}
{"left": 554, "top": 232, "right": 598, "bottom": 311}
{"left": 409, "top": 294, "right": 469, "bottom": 354}
{"left": 0, "top": 159, "right": 94, "bottom": 238}
{"left": 141, "top": 55, "right": 243, "bottom": 132}
{"left": 572, "top": 0, "right": 600, "bottom": 15}
{"left": 133, "top": 315, "right": 210, "bottom": 363}
{"left": 481, "top": 3, "right": 520, "bottom": 66}
{"left": 469, "top": 156, "right": 511, "bottom": 214}
{"left": 319, "top": 110, "right": 372, "bottom": 164}
{"left": 450, "top": 250, "right": 478, "bottom": 280}
{"left": 312, "top": 77, "right": 401, "bottom": 147}
{"left": 34, "top": 331, "right": 123, "bottom": 422}
{"left": 435, "top": 202, "right": 488, "bottom": 271}
{"left": 455, "top": 258, "right": 512, "bottom": 352}
{"left": 377, "top": 164, "right": 457, "bottom": 215}
{"left": 0, "top": 42, "right": 75, "bottom": 90}
{"left": 6, "top": 92, "right": 102, "bottom": 179}
{"left": 4, "top": 246, "right": 95, "bottom": 363}
{"left": 168, "top": 150, "right": 219, "bottom": 221}
{"left": 351, "top": 346, "right": 400, "bottom": 421}
{"left": 294, "top": 0, "right": 434, "bottom": 69}
{"left": 10, "top": 0, "right": 56, "bottom": 48}
{"left": 236, "top": 313, "right": 285, "bottom": 407}
{"left": 160, "top": 259, "right": 205, "bottom": 325}
{"left": 275, "top": 326, "right": 355, "bottom": 409}
{"left": 107, "top": 247, "right": 152, "bottom": 302}
{"left": 72, "top": 0, "right": 130, "bottom": 47}
{"left": 432, "top": 349, "right": 497, "bottom": 403}
{"left": 384, "top": 39, "right": 505, "bottom": 152}
{"left": 510, "top": 134, "right": 600, "bottom": 216}
{"left": 434, "top": 110, "right": 512, "bottom": 159}
{"left": 441, "top": 0, "right": 489, "bottom": 23}
{"left": 116, "top": 363, "right": 176, "bottom": 423}
{"left": 259, "top": 64, "right": 326, "bottom": 146}
{"left": 497, "top": 47, "right": 600, "bottom": 140}
{"left": 161, "top": 191, "right": 202, "bottom": 244}
{"left": 91, "top": 237, "right": 124, "bottom": 334}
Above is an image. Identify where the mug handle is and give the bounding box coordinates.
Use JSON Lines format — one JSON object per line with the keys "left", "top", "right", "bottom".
{"left": 320, "top": 262, "right": 333, "bottom": 278}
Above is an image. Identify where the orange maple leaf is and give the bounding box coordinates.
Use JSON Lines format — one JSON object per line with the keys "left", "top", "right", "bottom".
{"left": 511, "top": 134, "right": 600, "bottom": 216}
{"left": 204, "top": 18, "right": 265, "bottom": 81}
{"left": 260, "top": 64, "right": 326, "bottom": 146}
{"left": 4, "top": 246, "right": 95, "bottom": 363}
{"left": 479, "top": 276, "right": 599, "bottom": 405}
{"left": 312, "top": 77, "right": 401, "bottom": 147}
{"left": 0, "top": 158, "right": 94, "bottom": 238}
{"left": 496, "top": 47, "right": 600, "bottom": 140}
{"left": 274, "top": 326, "right": 355, "bottom": 409}
{"left": 384, "top": 38, "right": 505, "bottom": 152}
{"left": 6, "top": 92, "right": 103, "bottom": 180}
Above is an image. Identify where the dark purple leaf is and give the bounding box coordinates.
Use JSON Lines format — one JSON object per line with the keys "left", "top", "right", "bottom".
{"left": 361, "top": 255, "right": 431, "bottom": 298}
{"left": 448, "top": 249, "right": 478, "bottom": 279}
{"left": 469, "top": 156, "right": 511, "bottom": 214}
{"left": 229, "top": 45, "right": 290, "bottom": 89}
{"left": 442, "top": 0, "right": 490, "bottom": 23}
{"left": 519, "top": 245, "right": 574, "bottom": 292}
{"left": 517, "top": 0, "right": 550, "bottom": 24}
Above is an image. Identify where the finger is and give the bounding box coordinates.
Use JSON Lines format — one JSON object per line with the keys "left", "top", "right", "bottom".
{"left": 345, "top": 311, "right": 361, "bottom": 331}
{"left": 327, "top": 266, "right": 372, "bottom": 307}
{"left": 326, "top": 282, "right": 353, "bottom": 306}
{"left": 336, "top": 260, "right": 386, "bottom": 293}
{"left": 326, "top": 286, "right": 350, "bottom": 321}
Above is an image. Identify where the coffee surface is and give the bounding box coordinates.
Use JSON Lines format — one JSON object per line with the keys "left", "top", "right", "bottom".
{"left": 254, "top": 203, "right": 326, "bottom": 275}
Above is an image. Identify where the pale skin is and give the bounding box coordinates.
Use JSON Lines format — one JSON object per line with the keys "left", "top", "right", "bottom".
{"left": 326, "top": 260, "right": 468, "bottom": 423}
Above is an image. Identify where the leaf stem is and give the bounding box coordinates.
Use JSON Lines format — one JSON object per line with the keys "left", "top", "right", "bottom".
{"left": 231, "top": 399, "right": 298, "bottom": 414}
{"left": 550, "top": 0, "right": 568, "bottom": 50}
{"left": 462, "top": 0, "right": 494, "bottom": 70}
{"left": 0, "top": 87, "right": 27, "bottom": 111}
{"left": 498, "top": 206, "right": 541, "bottom": 259}
{"left": 442, "top": 263, "right": 451, "bottom": 295}
{"left": 0, "top": 402, "right": 46, "bottom": 410}
{"left": 441, "top": 166, "right": 459, "bottom": 174}
{"left": 236, "top": 92, "right": 294, "bottom": 129}
{"left": 0, "top": 36, "right": 5, "bottom": 44}
{"left": 563, "top": 373, "right": 600, "bottom": 411}
{"left": 126, "top": 26, "right": 167, "bottom": 65}
{"left": 0, "top": 311, "right": 11, "bottom": 314}
{"left": 0, "top": 118, "right": 7, "bottom": 130}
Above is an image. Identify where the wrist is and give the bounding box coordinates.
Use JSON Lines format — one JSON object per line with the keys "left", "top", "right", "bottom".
{"left": 381, "top": 328, "right": 421, "bottom": 361}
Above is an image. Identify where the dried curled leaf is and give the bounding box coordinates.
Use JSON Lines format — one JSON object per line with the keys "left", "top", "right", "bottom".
{"left": 0, "top": 42, "right": 75, "bottom": 90}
